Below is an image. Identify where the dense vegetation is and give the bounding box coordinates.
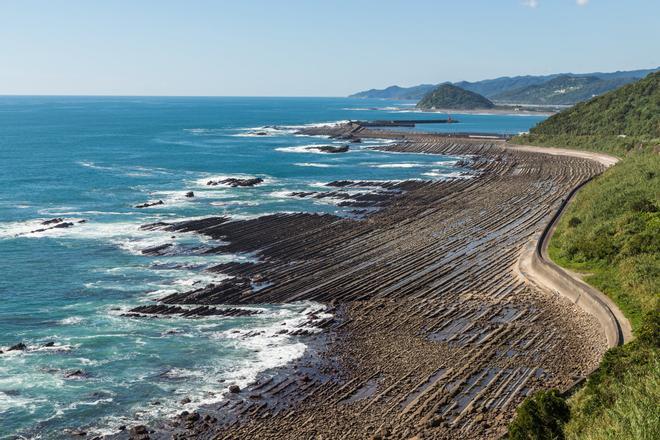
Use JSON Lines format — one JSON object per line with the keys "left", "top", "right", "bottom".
{"left": 493, "top": 75, "right": 638, "bottom": 105}
{"left": 348, "top": 67, "right": 657, "bottom": 101}
{"left": 416, "top": 84, "right": 494, "bottom": 110}
{"left": 508, "top": 72, "right": 659, "bottom": 439}
{"left": 526, "top": 71, "right": 660, "bottom": 138}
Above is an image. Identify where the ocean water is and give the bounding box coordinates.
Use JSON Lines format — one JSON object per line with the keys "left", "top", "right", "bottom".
{"left": 0, "top": 96, "right": 545, "bottom": 438}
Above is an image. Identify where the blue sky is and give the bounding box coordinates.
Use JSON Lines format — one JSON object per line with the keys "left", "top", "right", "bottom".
{"left": 0, "top": 0, "right": 657, "bottom": 96}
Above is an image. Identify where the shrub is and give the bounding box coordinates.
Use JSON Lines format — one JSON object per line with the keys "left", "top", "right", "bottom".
{"left": 508, "top": 389, "right": 570, "bottom": 440}
{"left": 567, "top": 216, "right": 581, "bottom": 227}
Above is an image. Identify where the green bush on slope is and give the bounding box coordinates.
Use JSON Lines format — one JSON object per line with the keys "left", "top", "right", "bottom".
{"left": 508, "top": 389, "right": 571, "bottom": 440}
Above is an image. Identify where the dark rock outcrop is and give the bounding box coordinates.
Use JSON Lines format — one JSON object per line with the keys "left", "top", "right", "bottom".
{"left": 207, "top": 178, "right": 264, "bottom": 187}
{"left": 41, "top": 218, "right": 64, "bottom": 225}
{"left": 135, "top": 200, "right": 164, "bottom": 209}
{"left": 8, "top": 343, "right": 27, "bottom": 351}
{"left": 309, "top": 145, "right": 349, "bottom": 153}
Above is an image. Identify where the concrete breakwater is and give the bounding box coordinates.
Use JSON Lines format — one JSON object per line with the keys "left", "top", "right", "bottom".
{"left": 117, "top": 124, "right": 616, "bottom": 439}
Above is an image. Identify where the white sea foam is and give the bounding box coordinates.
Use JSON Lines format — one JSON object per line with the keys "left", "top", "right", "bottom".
{"left": 0, "top": 217, "right": 217, "bottom": 257}
{"left": 369, "top": 163, "right": 419, "bottom": 168}
{"left": 87, "top": 302, "right": 331, "bottom": 437}
{"left": 209, "top": 200, "right": 260, "bottom": 207}
{"left": 232, "top": 120, "right": 350, "bottom": 138}
{"left": 268, "top": 190, "right": 296, "bottom": 200}
{"left": 422, "top": 170, "right": 472, "bottom": 179}
{"left": 59, "top": 316, "right": 84, "bottom": 325}
{"left": 76, "top": 161, "right": 174, "bottom": 177}
{"left": 293, "top": 162, "right": 336, "bottom": 168}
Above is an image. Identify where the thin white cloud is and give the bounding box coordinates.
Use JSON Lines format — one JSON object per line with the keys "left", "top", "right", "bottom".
{"left": 577, "top": 0, "right": 589, "bottom": 5}
{"left": 522, "top": 0, "right": 539, "bottom": 7}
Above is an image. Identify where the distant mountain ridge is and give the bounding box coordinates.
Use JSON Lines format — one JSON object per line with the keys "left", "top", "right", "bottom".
{"left": 351, "top": 84, "right": 436, "bottom": 100}
{"left": 349, "top": 67, "right": 658, "bottom": 105}
{"left": 416, "top": 84, "right": 494, "bottom": 110}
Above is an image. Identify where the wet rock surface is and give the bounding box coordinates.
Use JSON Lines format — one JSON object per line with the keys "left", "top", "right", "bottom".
{"left": 102, "top": 127, "right": 608, "bottom": 440}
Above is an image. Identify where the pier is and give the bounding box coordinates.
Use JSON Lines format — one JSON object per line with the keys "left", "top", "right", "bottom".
{"left": 355, "top": 118, "right": 458, "bottom": 127}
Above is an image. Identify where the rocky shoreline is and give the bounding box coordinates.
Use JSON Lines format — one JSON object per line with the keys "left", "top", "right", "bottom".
{"left": 92, "top": 124, "right": 609, "bottom": 439}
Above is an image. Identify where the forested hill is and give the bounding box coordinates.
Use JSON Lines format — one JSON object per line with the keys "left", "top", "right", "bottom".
{"left": 416, "top": 84, "right": 494, "bottom": 110}
{"left": 530, "top": 71, "right": 660, "bottom": 137}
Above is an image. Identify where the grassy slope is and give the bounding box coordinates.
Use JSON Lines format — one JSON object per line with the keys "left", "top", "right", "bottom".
{"left": 508, "top": 72, "right": 659, "bottom": 439}
{"left": 548, "top": 153, "right": 659, "bottom": 330}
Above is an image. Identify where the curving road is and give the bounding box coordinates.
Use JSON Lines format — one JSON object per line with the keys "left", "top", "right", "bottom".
{"left": 511, "top": 143, "right": 633, "bottom": 348}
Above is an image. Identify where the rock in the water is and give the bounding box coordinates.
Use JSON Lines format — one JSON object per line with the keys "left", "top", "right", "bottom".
{"left": 8, "top": 342, "right": 27, "bottom": 351}
{"left": 64, "top": 369, "right": 90, "bottom": 379}
{"left": 42, "top": 218, "right": 64, "bottom": 225}
{"left": 52, "top": 222, "right": 74, "bottom": 229}
{"left": 228, "top": 385, "right": 240, "bottom": 394}
{"left": 180, "top": 397, "right": 191, "bottom": 404}
{"left": 309, "top": 145, "right": 349, "bottom": 153}
{"left": 43, "top": 341, "right": 55, "bottom": 347}
{"left": 135, "top": 200, "right": 164, "bottom": 208}
{"left": 207, "top": 177, "right": 264, "bottom": 188}
{"left": 185, "top": 191, "right": 195, "bottom": 198}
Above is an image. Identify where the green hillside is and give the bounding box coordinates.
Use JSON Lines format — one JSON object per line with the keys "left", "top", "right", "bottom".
{"left": 493, "top": 75, "right": 638, "bottom": 105}
{"left": 416, "top": 84, "right": 494, "bottom": 110}
{"left": 531, "top": 71, "right": 660, "bottom": 138}
{"left": 515, "top": 71, "right": 659, "bottom": 156}
{"left": 509, "top": 72, "right": 659, "bottom": 440}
